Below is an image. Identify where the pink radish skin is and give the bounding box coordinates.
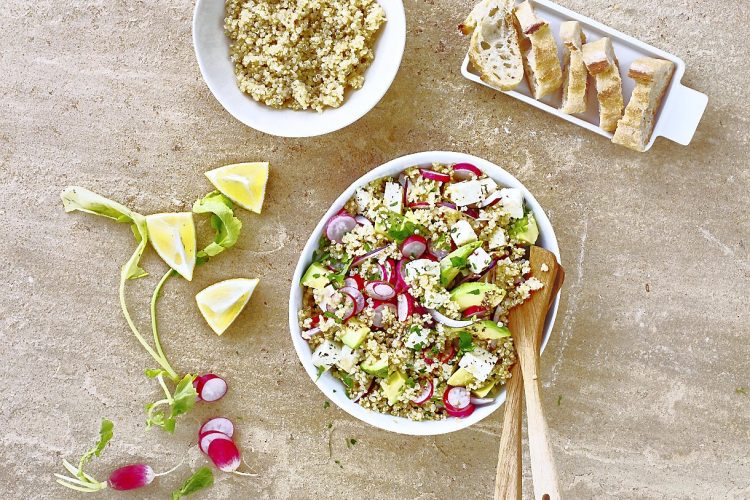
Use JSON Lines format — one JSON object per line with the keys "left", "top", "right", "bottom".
{"left": 193, "top": 375, "right": 208, "bottom": 400}
{"left": 400, "top": 235, "right": 427, "bottom": 259}
{"left": 394, "top": 260, "right": 409, "bottom": 293}
{"left": 207, "top": 438, "right": 241, "bottom": 472}
{"left": 325, "top": 214, "right": 357, "bottom": 243}
{"left": 452, "top": 163, "right": 482, "bottom": 181}
{"left": 340, "top": 286, "right": 365, "bottom": 314}
{"left": 419, "top": 169, "right": 451, "bottom": 183}
{"left": 364, "top": 281, "right": 396, "bottom": 300}
{"left": 199, "top": 417, "right": 234, "bottom": 438}
{"left": 371, "top": 301, "right": 397, "bottom": 328}
{"left": 479, "top": 190, "right": 503, "bottom": 208}
{"left": 397, "top": 294, "right": 415, "bottom": 321}
{"left": 411, "top": 379, "right": 434, "bottom": 405}
{"left": 354, "top": 215, "right": 372, "bottom": 227}
{"left": 301, "top": 326, "right": 321, "bottom": 340}
{"left": 351, "top": 246, "right": 387, "bottom": 267}
{"left": 444, "top": 386, "right": 472, "bottom": 410}
{"left": 108, "top": 464, "right": 154, "bottom": 491}
{"left": 199, "top": 375, "right": 228, "bottom": 402}
{"left": 199, "top": 430, "right": 233, "bottom": 455}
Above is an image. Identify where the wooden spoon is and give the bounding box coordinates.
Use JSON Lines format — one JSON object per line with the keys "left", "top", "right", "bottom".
{"left": 494, "top": 252, "right": 564, "bottom": 499}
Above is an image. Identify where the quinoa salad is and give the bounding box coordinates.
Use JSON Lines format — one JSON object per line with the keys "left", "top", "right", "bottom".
{"left": 297, "top": 162, "right": 544, "bottom": 421}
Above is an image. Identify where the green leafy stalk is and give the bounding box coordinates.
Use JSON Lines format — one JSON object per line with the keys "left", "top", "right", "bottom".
{"left": 151, "top": 268, "right": 177, "bottom": 366}
{"left": 172, "top": 467, "right": 214, "bottom": 499}
{"left": 192, "top": 191, "right": 242, "bottom": 264}
{"left": 54, "top": 419, "right": 113, "bottom": 493}
{"left": 145, "top": 373, "right": 198, "bottom": 433}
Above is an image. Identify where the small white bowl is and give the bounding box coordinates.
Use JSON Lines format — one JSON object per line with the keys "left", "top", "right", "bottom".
{"left": 192, "top": 0, "right": 406, "bottom": 138}
{"left": 288, "top": 151, "right": 562, "bottom": 435}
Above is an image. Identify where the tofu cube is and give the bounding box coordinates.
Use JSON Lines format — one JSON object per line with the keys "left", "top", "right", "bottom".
{"left": 445, "top": 180, "right": 484, "bottom": 206}
{"left": 468, "top": 247, "right": 492, "bottom": 274}
{"left": 450, "top": 220, "right": 478, "bottom": 247}
{"left": 354, "top": 188, "right": 372, "bottom": 212}
{"left": 489, "top": 227, "right": 507, "bottom": 249}
{"left": 311, "top": 340, "right": 342, "bottom": 368}
{"left": 499, "top": 188, "right": 524, "bottom": 219}
{"left": 336, "top": 345, "right": 358, "bottom": 373}
{"left": 383, "top": 182, "right": 403, "bottom": 214}
{"left": 458, "top": 348, "right": 498, "bottom": 382}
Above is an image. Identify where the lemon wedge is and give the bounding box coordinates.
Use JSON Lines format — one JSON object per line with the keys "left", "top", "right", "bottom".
{"left": 145, "top": 212, "right": 196, "bottom": 281}
{"left": 205, "top": 162, "right": 269, "bottom": 214}
{"left": 196, "top": 278, "right": 259, "bottom": 335}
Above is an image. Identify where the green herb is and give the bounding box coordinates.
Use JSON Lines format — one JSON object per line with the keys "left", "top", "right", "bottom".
{"left": 192, "top": 191, "right": 242, "bottom": 264}
{"left": 458, "top": 332, "right": 475, "bottom": 355}
{"left": 380, "top": 211, "right": 425, "bottom": 243}
{"left": 146, "top": 373, "right": 198, "bottom": 433}
{"left": 54, "top": 419, "right": 113, "bottom": 492}
{"left": 316, "top": 365, "right": 327, "bottom": 381}
{"left": 323, "top": 311, "right": 342, "bottom": 324}
{"left": 468, "top": 289, "right": 481, "bottom": 295}
{"left": 736, "top": 387, "right": 748, "bottom": 396}
{"left": 411, "top": 342, "right": 424, "bottom": 351}
{"left": 450, "top": 256, "right": 467, "bottom": 268}
{"left": 323, "top": 401, "right": 330, "bottom": 409}
{"left": 171, "top": 467, "right": 214, "bottom": 499}
{"left": 405, "top": 377, "right": 416, "bottom": 388}
{"left": 327, "top": 423, "right": 333, "bottom": 429}
{"left": 557, "top": 395, "right": 563, "bottom": 406}
{"left": 341, "top": 374, "right": 354, "bottom": 388}
{"left": 346, "top": 438, "right": 357, "bottom": 447}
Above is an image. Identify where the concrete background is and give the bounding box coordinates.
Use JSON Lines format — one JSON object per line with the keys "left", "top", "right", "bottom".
{"left": 1, "top": 0, "right": 748, "bottom": 498}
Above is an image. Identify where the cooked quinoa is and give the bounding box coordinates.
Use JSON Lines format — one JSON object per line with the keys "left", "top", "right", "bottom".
{"left": 298, "top": 162, "right": 544, "bottom": 421}
{"left": 224, "top": 0, "right": 386, "bottom": 111}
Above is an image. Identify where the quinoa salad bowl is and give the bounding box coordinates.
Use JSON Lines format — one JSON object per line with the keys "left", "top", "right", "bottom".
{"left": 192, "top": 0, "right": 406, "bottom": 138}
{"left": 288, "top": 152, "right": 561, "bottom": 435}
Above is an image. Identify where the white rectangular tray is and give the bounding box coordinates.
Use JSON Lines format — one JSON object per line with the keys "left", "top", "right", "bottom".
{"left": 461, "top": 0, "right": 708, "bottom": 151}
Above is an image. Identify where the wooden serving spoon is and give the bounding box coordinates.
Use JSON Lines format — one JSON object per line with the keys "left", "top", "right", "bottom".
{"left": 494, "top": 247, "right": 564, "bottom": 500}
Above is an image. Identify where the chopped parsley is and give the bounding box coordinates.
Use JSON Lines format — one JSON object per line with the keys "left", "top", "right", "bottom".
{"left": 458, "top": 331, "right": 475, "bottom": 355}
{"left": 405, "top": 377, "right": 416, "bottom": 388}
{"left": 323, "top": 401, "right": 330, "bottom": 409}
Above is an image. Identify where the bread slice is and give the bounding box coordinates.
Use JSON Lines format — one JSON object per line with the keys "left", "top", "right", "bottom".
{"left": 582, "top": 37, "right": 624, "bottom": 132}
{"left": 612, "top": 57, "right": 675, "bottom": 151}
{"left": 513, "top": 0, "right": 563, "bottom": 99}
{"left": 559, "top": 21, "right": 588, "bottom": 114}
{"left": 465, "top": 0, "right": 524, "bottom": 91}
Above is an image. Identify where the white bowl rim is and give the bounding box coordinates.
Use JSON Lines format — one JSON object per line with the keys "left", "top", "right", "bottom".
{"left": 191, "top": 0, "right": 407, "bottom": 138}
{"left": 288, "top": 151, "right": 562, "bottom": 435}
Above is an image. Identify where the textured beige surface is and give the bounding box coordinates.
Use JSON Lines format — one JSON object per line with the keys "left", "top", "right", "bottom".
{"left": 1, "top": 1, "right": 749, "bottom": 499}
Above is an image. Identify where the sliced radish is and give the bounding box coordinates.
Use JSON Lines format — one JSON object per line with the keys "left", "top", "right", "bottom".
{"left": 326, "top": 214, "right": 357, "bottom": 243}
{"left": 436, "top": 341, "right": 457, "bottom": 363}
{"left": 411, "top": 379, "right": 434, "bottom": 405}
{"left": 479, "top": 190, "right": 503, "bottom": 208}
{"left": 351, "top": 246, "right": 387, "bottom": 267}
{"left": 344, "top": 275, "right": 365, "bottom": 290}
{"left": 301, "top": 326, "right": 321, "bottom": 340}
{"left": 452, "top": 163, "right": 482, "bottom": 181}
{"left": 364, "top": 281, "right": 396, "bottom": 300}
{"left": 199, "top": 417, "right": 234, "bottom": 438}
{"left": 397, "top": 293, "right": 415, "bottom": 321}
{"left": 394, "top": 260, "right": 409, "bottom": 293}
{"left": 193, "top": 375, "right": 208, "bottom": 400}
{"left": 353, "top": 379, "right": 375, "bottom": 403}
{"left": 340, "top": 286, "right": 365, "bottom": 314}
{"left": 400, "top": 235, "right": 427, "bottom": 259}
{"left": 199, "top": 374, "right": 228, "bottom": 402}
{"left": 444, "top": 386, "right": 472, "bottom": 410}
{"left": 445, "top": 403, "right": 476, "bottom": 418}
{"left": 419, "top": 169, "right": 451, "bottom": 183}
{"left": 354, "top": 215, "right": 373, "bottom": 227}
{"left": 108, "top": 464, "right": 154, "bottom": 491}
{"left": 339, "top": 293, "right": 356, "bottom": 321}
{"left": 463, "top": 305, "right": 489, "bottom": 319}
{"left": 470, "top": 396, "right": 495, "bottom": 406}
{"left": 199, "top": 430, "right": 233, "bottom": 454}
{"left": 428, "top": 240, "right": 450, "bottom": 260}
{"left": 207, "top": 438, "right": 241, "bottom": 472}
{"left": 371, "top": 301, "right": 397, "bottom": 328}
{"left": 383, "top": 259, "right": 396, "bottom": 284}
{"left": 428, "top": 308, "right": 475, "bottom": 328}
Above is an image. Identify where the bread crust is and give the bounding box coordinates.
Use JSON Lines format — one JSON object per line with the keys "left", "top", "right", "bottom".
{"left": 560, "top": 21, "right": 587, "bottom": 114}
{"left": 582, "top": 37, "right": 624, "bottom": 132}
{"left": 514, "top": 0, "right": 562, "bottom": 99}
{"left": 612, "top": 57, "right": 675, "bottom": 151}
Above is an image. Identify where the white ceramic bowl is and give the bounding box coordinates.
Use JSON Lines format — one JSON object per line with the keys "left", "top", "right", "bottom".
{"left": 288, "top": 152, "right": 561, "bottom": 435}
{"left": 192, "top": 0, "right": 406, "bottom": 138}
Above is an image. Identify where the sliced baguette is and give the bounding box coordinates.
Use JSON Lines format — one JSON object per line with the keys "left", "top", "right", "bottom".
{"left": 465, "top": 0, "right": 524, "bottom": 91}
{"left": 612, "top": 57, "right": 675, "bottom": 151}
{"left": 559, "top": 21, "right": 588, "bottom": 114}
{"left": 514, "top": 0, "right": 563, "bottom": 99}
{"left": 582, "top": 37, "right": 624, "bottom": 132}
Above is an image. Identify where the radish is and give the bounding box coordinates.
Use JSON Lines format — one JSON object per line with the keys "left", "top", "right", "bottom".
{"left": 397, "top": 293, "right": 415, "bottom": 321}
{"left": 301, "top": 326, "right": 321, "bottom": 340}
{"left": 479, "top": 190, "right": 503, "bottom": 208}
{"left": 419, "top": 168, "right": 451, "bottom": 183}
{"left": 364, "top": 281, "right": 395, "bottom": 300}
{"left": 198, "top": 374, "right": 228, "bottom": 402}
{"left": 383, "top": 259, "right": 396, "bottom": 284}
{"left": 325, "top": 214, "right": 357, "bottom": 243}
{"left": 340, "top": 286, "right": 365, "bottom": 314}
{"left": 339, "top": 293, "right": 356, "bottom": 321}
{"left": 444, "top": 386, "right": 472, "bottom": 411}
{"left": 452, "top": 163, "right": 482, "bottom": 181}
{"left": 408, "top": 201, "right": 430, "bottom": 209}
{"left": 410, "top": 379, "right": 434, "bottom": 405}
{"left": 207, "top": 438, "right": 241, "bottom": 473}
{"left": 199, "top": 430, "right": 233, "bottom": 454}
{"left": 400, "top": 235, "right": 427, "bottom": 259}
{"left": 436, "top": 341, "right": 457, "bottom": 363}
{"left": 463, "top": 207, "right": 479, "bottom": 219}
{"left": 428, "top": 239, "right": 450, "bottom": 260}
{"left": 463, "top": 305, "right": 489, "bottom": 319}
{"left": 371, "top": 301, "right": 397, "bottom": 328}
{"left": 199, "top": 417, "right": 234, "bottom": 438}
{"left": 354, "top": 215, "right": 372, "bottom": 227}
{"left": 344, "top": 276, "right": 364, "bottom": 290}
{"left": 427, "top": 308, "right": 474, "bottom": 328}
{"left": 351, "top": 246, "right": 387, "bottom": 267}
{"left": 445, "top": 403, "right": 476, "bottom": 418}
{"left": 394, "top": 260, "right": 409, "bottom": 293}
{"left": 107, "top": 464, "right": 155, "bottom": 491}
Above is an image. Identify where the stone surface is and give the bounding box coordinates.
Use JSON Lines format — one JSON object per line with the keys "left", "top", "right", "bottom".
{"left": 1, "top": 1, "right": 748, "bottom": 499}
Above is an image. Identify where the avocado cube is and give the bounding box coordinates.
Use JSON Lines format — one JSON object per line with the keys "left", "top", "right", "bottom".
{"left": 446, "top": 367, "right": 475, "bottom": 387}
{"left": 301, "top": 262, "right": 332, "bottom": 289}
{"left": 361, "top": 356, "right": 389, "bottom": 378}
{"left": 380, "top": 371, "right": 407, "bottom": 404}
{"left": 449, "top": 282, "right": 505, "bottom": 311}
{"left": 439, "top": 241, "right": 482, "bottom": 287}
{"left": 469, "top": 320, "right": 512, "bottom": 340}
{"left": 340, "top": 319, "right": 370, "bottom": 349}
{"left": 472, "top": 380, "right": 496, "bottom": 398}
{"left": 508, "top": 213, "right": 539, "bottom": 246}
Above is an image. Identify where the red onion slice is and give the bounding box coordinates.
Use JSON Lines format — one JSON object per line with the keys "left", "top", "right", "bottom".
{"left": 351, "top": 246, "right": 387, "bottom": 267}
{"left": 408, "top": 201, "right": 431, "bottom": 209}
{"left": 339, "top": 294, "right": 356, "bottom": 321}
{"left": 439, "top": 201, "right": 458, "bottom": 211}
{"left": 364, "top": 281, "right": 396, "bottom": 300}
{"left": 470, "top": 396, "right": 496, "bottom": 406}
{"left": 419, "top": 169, "right": 451, "bottom": 183}
{"left": 301, "top": 326, "right": 321, "bottom": 340}
{"left": 326, "top": 214, "right": 357, "bottom": 243}
{"left": 479, "top": 190, "right": 503, "bottom": 208}
{"left": 400, "top": 235, "right": 427, "bottom": 259}
{"left": 452, "top": 163, "right": 482, "bottom": 181}
{"left": 428, "top": 240, "right": 450, "bottom": 260}
{"left": 428, "top": 308, "right": 475, "bottom": 328}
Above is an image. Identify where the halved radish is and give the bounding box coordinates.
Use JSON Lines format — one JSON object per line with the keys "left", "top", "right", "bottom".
{"left": 108, "top": 464, "right": 155, "bottom": 491}
{"left": 397, "top": 293, "right": 415, "bottom": 321}
{"left": 364, "top": 281, "right": 395, "bottom": 300}
{"left": 193, "top": 375, "right": 208, "bottom": 399}
{"left": 301, "top": 326, "right": 321, "bottom": 340}
{"left": 199, "top": 431, "right": 233, "bottom": 454}
{"left": 325, "top": 214, "right": 357, "bottom": 243}
{"left": 463, "top": 305, "right": 489, "bottom": 319}
{"left": 340, "top": 286, "right": 365, "bottom": 314}
{"left": 351, "top": 246, "right": 387, "bottom": 267}
{"left": 411, "top": 379, "right": 434, "bottom": 405}
{"left": 445, "top": 403, "right": 476, "bottom": 418}
{"left": 199, "top": 374, "right": 228, "bottom": 402}
{"left": 419, "top": 169, "right": 451, "bottom": 183}
{"left": 400, "top": 235, "right": 427, "bottom": 259}
{"left": 394, "top": 260, "right": 409, "bottom": 293}
{"left": 371, "top": 301, "right": 397, "bottom": 328}
{"left": 354, "top": 215, "right": 372, "bottom": 227}
{"left": 452, "top": 163, "right": 482, "bottom": 181}
{"left": 383, "top": 259, "right": 396, "bottom": 284}
{"left": 344, "top": 276, "right": 364, "bottom": 290}
{"left": 199, "top": 417, "right": 234, "bottom": 438}
{"left": 207, "top": 438, "right": 241, "bottom": 472}
{"left": 339, "top": 293, "right": 356, "bottom": 321}
{"left": 443, "top": 386, "right": 472, "bottom": 411}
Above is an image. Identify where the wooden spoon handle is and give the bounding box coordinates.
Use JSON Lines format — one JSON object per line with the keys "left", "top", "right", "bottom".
{"left": 519, "top": 335, "right": 561, "bottom": 500}
{"left": 493, "top": 363, "right": 523, "bottom": 500}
